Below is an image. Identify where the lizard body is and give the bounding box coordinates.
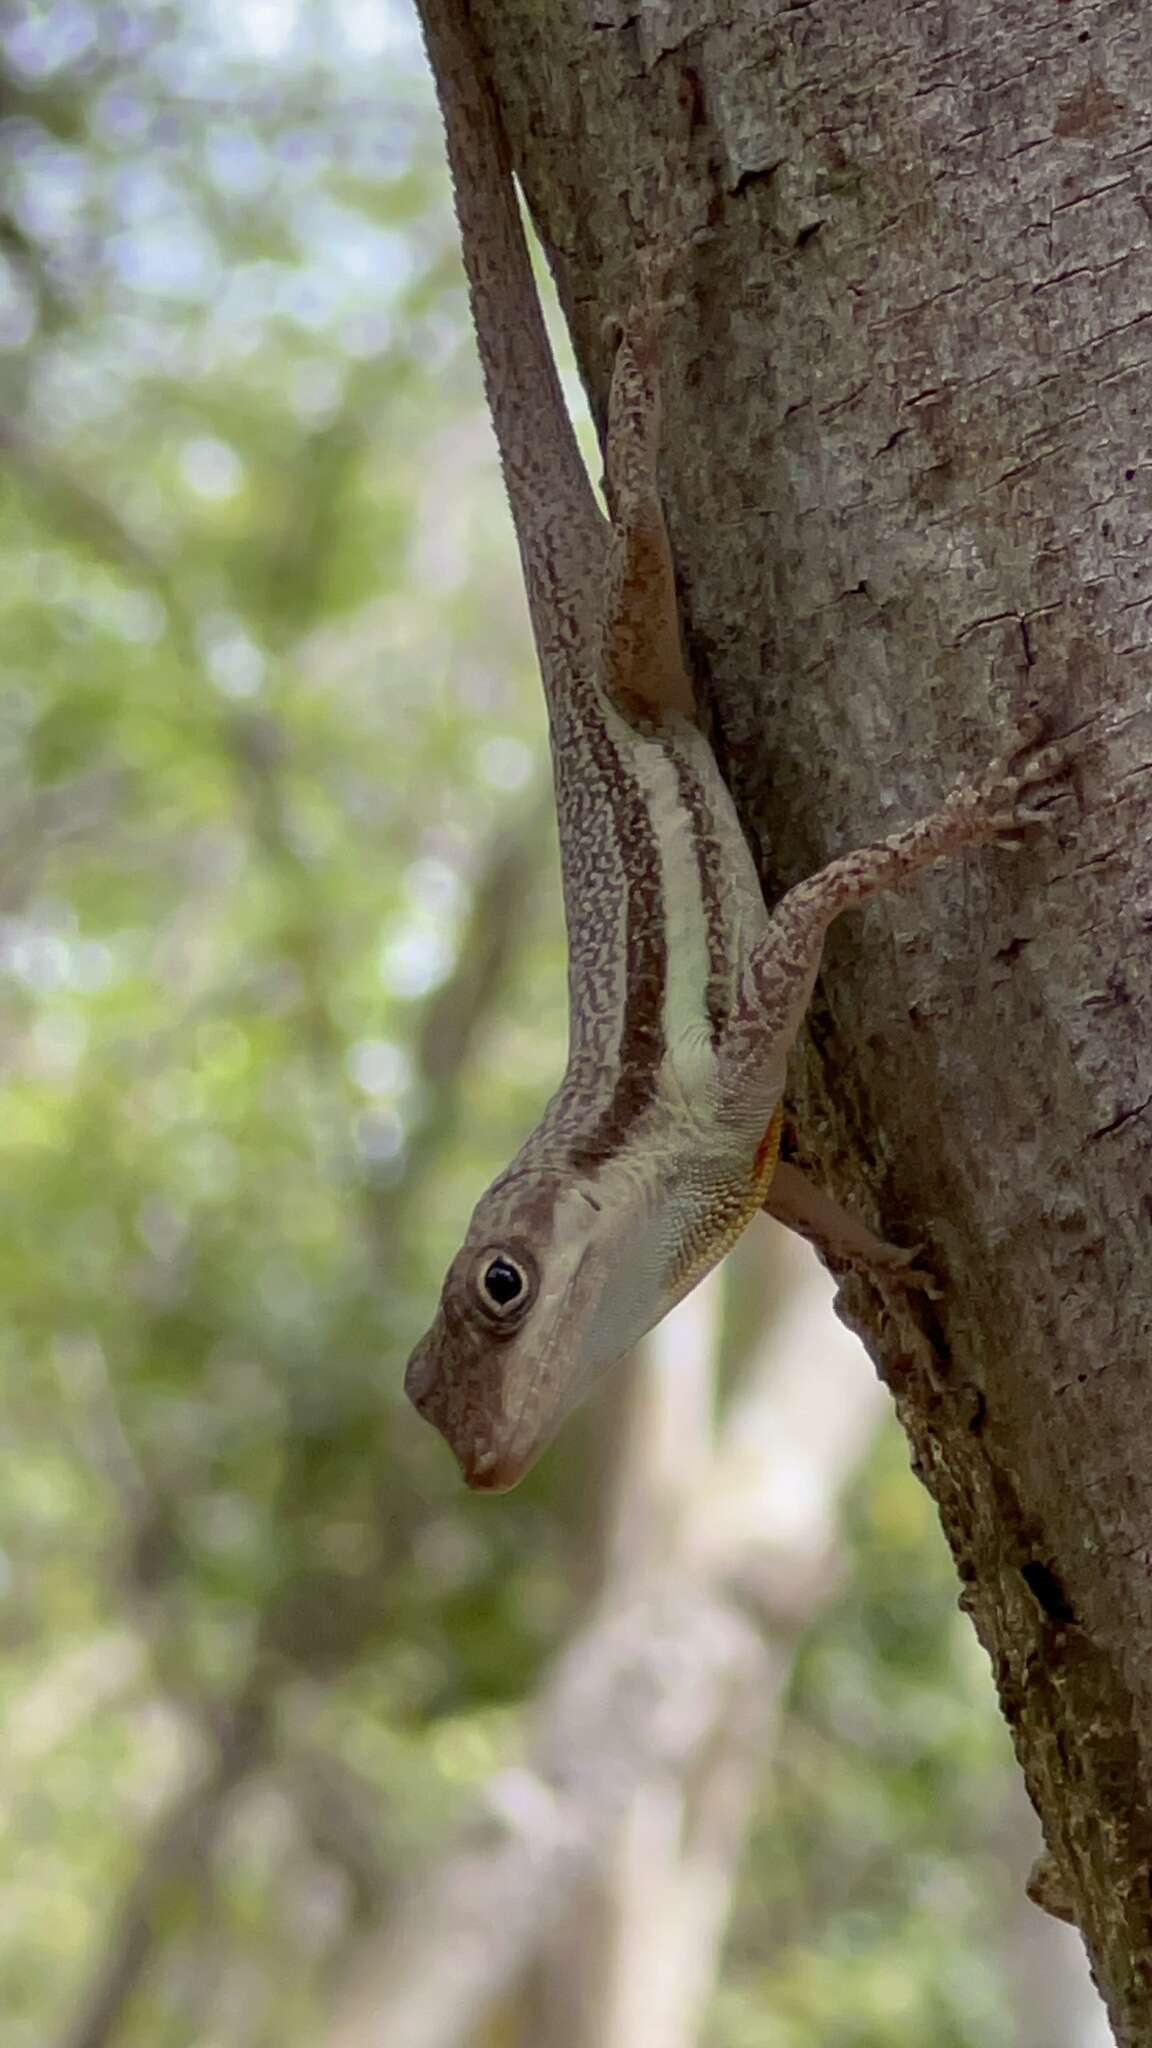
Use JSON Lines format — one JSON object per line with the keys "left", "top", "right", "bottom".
{"left": 406, "top": 0, "right": 1066, "bottom": 1490}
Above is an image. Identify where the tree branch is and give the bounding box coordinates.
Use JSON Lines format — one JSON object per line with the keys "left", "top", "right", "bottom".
{"left": 53, "top": 1701, "right": 267, "bottom": 2048}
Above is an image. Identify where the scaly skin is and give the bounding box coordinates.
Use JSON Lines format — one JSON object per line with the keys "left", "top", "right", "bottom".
{"left": 408, "top": 0, "right": 1070, "bottom": 1490}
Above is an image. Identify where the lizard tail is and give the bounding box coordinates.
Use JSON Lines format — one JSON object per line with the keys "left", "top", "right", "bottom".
{"left": 414, "top": 0, "right": 606, "bottom": 636}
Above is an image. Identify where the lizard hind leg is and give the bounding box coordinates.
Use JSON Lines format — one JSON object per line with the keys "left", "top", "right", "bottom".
{"left": 597, "top": 261, "right": 697, "bottom": 725}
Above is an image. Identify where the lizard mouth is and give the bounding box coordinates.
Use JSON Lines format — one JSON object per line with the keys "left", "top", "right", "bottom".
{"left": 454, "top": 1351, "right": 568, "bottom": 1492}
{"left": 458, "top": 1435, "right": 539, "bottom": 1493}
{"left": 407, "top": 1355, "right": 546, "bottom": 1492}
{"left": 408, "top": 1240, "right": 597, "bottom": 1491}
{"left": 459, "top": 1318, "right": 587, "bottom": 1493}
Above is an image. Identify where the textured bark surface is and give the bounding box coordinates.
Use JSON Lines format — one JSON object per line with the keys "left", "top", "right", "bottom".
{"left": 460, "top": 1, "right": 1152, "bottom": 2038}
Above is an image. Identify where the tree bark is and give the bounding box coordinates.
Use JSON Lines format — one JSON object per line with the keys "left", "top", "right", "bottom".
{"left": 448, "top": 2, "right": 1152, "bottom": 2038}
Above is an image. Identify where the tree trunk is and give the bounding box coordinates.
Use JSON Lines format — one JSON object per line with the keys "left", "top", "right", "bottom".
{"left": 452, "top": 2, "right": 1152, "bottom": 2038}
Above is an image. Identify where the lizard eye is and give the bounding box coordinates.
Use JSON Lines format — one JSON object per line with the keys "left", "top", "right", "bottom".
{"left": 478, "top": 1254, "right": 529, "bottom": 1317}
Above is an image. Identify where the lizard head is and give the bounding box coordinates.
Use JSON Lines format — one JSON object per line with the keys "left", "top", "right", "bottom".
{"left": 404, "top": 1166, "right": 655, "bottom": 1491}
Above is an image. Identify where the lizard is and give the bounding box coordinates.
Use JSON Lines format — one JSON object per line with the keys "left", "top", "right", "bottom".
{"left": 404, "top": 0, "right": 1069, "bottom": 1492}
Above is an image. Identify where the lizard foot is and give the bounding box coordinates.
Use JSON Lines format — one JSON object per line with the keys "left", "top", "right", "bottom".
{"left": 1026, "top": 1850, "right": 1077, "bottom": 1925}
{"left": 863, "top": 1242, "right": 942, "bottom": 1299}
{"left": 939, "top": 716, "right": 1073, "bottom": 849}
{"left": 602, "top": 244, "right": 689, "bottom": 367}
{"left": 764, "top": 1165, "right": 941, "bottom": 1296}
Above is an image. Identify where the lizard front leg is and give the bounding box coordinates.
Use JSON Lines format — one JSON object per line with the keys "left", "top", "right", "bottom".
{"left": 738, "top": 725, "right": 1069, "bottom": 1057}
{"left": 734, "top": 730, "right": 1069, "bottom": 1281}
{"left": 762, "top": 1160, "right": 929, "bottom": 1281}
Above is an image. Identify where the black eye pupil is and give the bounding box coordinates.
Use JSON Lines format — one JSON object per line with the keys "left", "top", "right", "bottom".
{"left": 483, "top": 1258, "right": 524, "bottom": 1307}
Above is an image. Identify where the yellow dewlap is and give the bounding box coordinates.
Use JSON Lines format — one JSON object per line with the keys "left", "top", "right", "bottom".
{"left": 751, "top": 1103, "right": 785, "bottom": 1202}
{"left": 668, "top": 1104, "right": 784, "bottom": 1303}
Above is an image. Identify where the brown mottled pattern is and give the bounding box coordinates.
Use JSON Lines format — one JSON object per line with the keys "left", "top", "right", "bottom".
{"left": 561, "top": 712, "right": 664, "bottom": 1171}
{"left": 416, "top": 0, "right": 607, "bottom": 700}
{"left": 666, "top": 738, "right": 735, "bottom": 1046}
{"left": 409, "top": 0, "right": 1068, "bottom": 1496}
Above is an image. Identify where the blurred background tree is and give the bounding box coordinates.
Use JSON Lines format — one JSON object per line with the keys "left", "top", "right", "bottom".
{"left": 0, "top": 3, "right": 1107, "bottom": 2044}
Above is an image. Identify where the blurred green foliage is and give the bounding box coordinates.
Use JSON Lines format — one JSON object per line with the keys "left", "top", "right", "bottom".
{"left": 0, "top": 5, "right": 1055, "bottom": 2045}
{"left": 719, "top": 1432, "right": 1026, "bottom": 2048}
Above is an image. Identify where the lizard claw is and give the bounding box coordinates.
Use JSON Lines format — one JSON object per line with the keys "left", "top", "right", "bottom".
{"left": 611, "top": 244, "right": 689, "bottom": 367}
{"left": 863, "top": 1242, "right": 943, "bottom": 1299}
{"left": 985, "top": 731, "right": 1073, "bottom": 839}
{"left": 941, "top": 720, "right": 1074, "bottom": 846}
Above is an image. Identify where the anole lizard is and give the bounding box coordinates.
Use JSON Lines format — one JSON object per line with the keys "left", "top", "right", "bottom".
{"left": 405, "top": 0, "right": 1067, "bottom": 1491}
